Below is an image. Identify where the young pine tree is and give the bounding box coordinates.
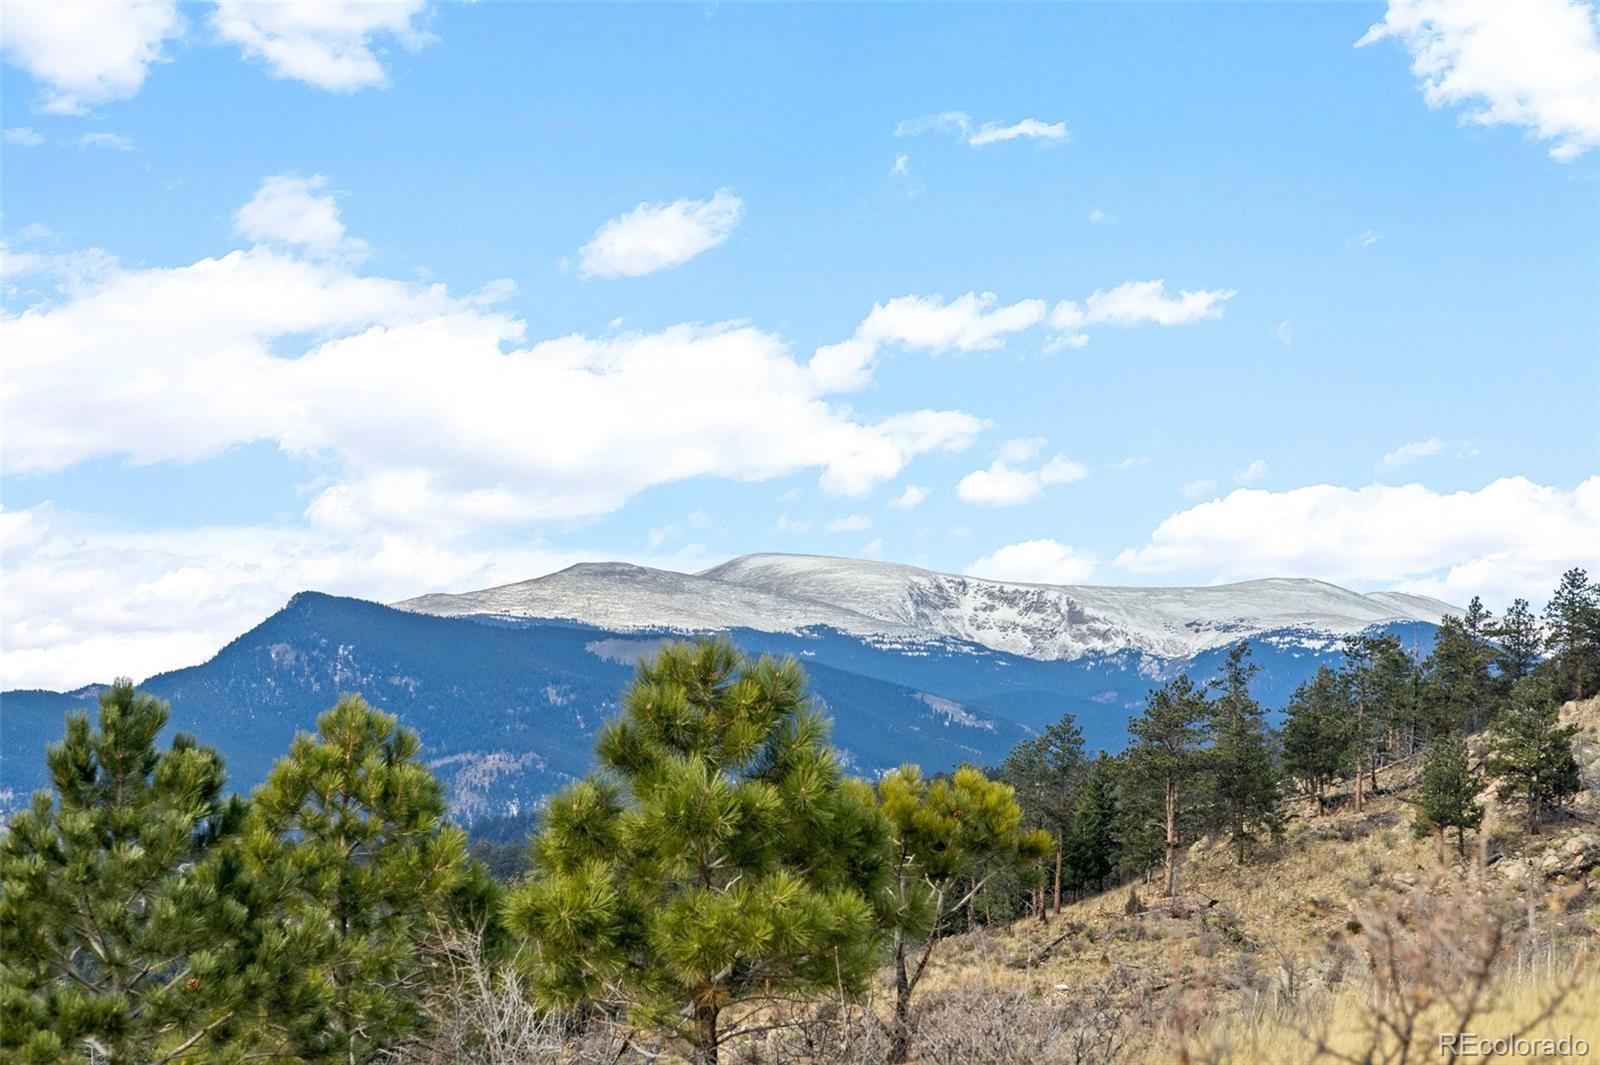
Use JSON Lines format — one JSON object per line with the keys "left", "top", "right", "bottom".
{"left": 503, "top": 640, "right": 891, "bottom": 1065}
{"left": 243, "top": 695, "right": 481, "bottom": 1063}
{"left": 1126, "top": 675, "right": 1211, "bottom": 897}
{"left": 1485, "top": 677, "right": 1582, "bottom": 834}
{"left": 1421, "top": 614, "right": 1497, "bottom": 737}
{"left": 1061, "top": 753, "right": 1119, "bottom": 892}
{"left": 1206, "top": 643, "right": 1281, "bottom": 861}
{"left": 0, "top": 682, "right": 263, "bottom": 1064}
{"left": 875, "top": 765, "right": 1051, "bottom": 1064}
{"left": 1412, "top": 734, "right": 1484, "bottom": 856}
{"left": 997, "top": 712, "right": 1084, "bottom": 914}
{"left": 1491, "top": 598, "right": 1544, "bottom": 690}
{"left": 1543, "top": 568, "right": 1600, "bottom": 701}
{"left": 1281, "top": 667, "right": 1353, "bottom": 813}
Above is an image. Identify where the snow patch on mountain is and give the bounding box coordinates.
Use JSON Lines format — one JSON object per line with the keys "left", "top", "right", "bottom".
{"left": 396, "top": 553, "right": 1459, "bottom": 664}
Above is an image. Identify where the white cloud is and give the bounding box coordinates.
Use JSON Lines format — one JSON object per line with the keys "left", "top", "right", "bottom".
{"left": 890, "top": 153, "right": 910, "bottom": 177}
{"left": 1112, "top": 456, "right": 1150, "bottom": 470}
{"left": 578, "top": 188, "right": 742, "bottom": 279}
{"left": 1088, "top": 208, "right": 1115, "bottom": 225}
{"left": 809, "top": 279, "right": 1233, "bottom": 392}
{"left": 234, "top": 174, "right": 366, "bottom": 260}
{"left": 1, "top": 0, "right": 182, "bottom": 114}
{"left": 808, "top": 291, "right": 1046, "bottom": 392}
{"left": 1356, "top": 229, "right": 1385, "bottom": 248}
{"left": 957, "top": 450, "right": 1088, "bottom": 507}
{"left": 896, "top": 110, "right": 1068, "bottom": 147}
{"left": 1181, "top": 478, "right": 1218, "bottom": 499}
{"left": 1116, "top": 477, "right": 1600, "bottom": 606}
{"left": 825, "top": 514, "right": 873, "bottom": 533}
{"left": 1380, "top": 437, "right": 1447, "bottom": 470}
{"left": 76, "top": 131, "right": 134, "bottom": 151}
{"left": 888, "top": 484, "right": 929, "bottom": 510}
{"left": 211, "top": 0, "right": 434, "bottom": 93}
{"left": 967, "top": 118, "right": 1069, "bottom": 146}
{"left": 1233, "top": 459, "right": 1268, "bottom": 485}
{"left": 1358, "top": 0, "right": 1600, "bottom": 161}
{"left": 1046, "top": 279, "right": 1235, "bottom": 349}
{"left": 5, "top": 127, "right": 46, "bottom": 146}
{"left": 0, "top": 502, "right": 717, "bottom": 689}
{"left": 1274, "top": 320, "right": 1294, "bottom": 345}
{"left": 968, "top": 539, "right": 1098, "bottom": 585}
{"left": 0, "top": 187, "right": 979, "bottom": 526}
{"left": 860, "top": 291, "right": 1047, "bottom": 352}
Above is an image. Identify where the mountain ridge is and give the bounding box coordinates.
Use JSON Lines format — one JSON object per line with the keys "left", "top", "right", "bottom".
{"left": 397, "top": 552, "right": 1460, "bottom": 662}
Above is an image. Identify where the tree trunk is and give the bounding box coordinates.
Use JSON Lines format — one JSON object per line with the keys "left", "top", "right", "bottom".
{"left": 1053, "top": 832, "right": 1063, "bottom": 915}
{"left": 1353, "top": 750, "right": 1364, "bottom": 813}
{"left": 1456, "top": 825, "right": 1466, "bottom": 857}
{"left": 1163, "top": 777, "right": 1178, "bottom": 897}
{"left": 695, "top": 1000, "right": 720, "bottom": 1065}
{"left": 889, "top": 940, "right": 912, "bottom": 1064}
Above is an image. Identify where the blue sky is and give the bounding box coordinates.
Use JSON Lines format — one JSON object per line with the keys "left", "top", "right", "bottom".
{"left": 2, "top": 1, "right": 1598, "bottom": 689}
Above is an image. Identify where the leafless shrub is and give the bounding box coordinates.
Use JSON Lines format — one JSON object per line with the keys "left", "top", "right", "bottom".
{"left": 394, "top": 925, "right": 634, "bottom": 1065}
{"left": 1296, "top": 868, "right": 1588, "bottom": 1065}
{"left": 909, "top": 981, "right": 1137, "bottom": 1065}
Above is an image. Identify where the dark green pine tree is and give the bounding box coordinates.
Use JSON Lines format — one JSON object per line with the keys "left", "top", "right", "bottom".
{"left": 1422, "top": 614, "right": 1496, "bottom": 736}
{"left": 1491, "top": 598, "right": 1544, "bottom": 689}
{"left": 998, "top": 711, "right": 1085, "bottom": 911}
{"left": 503, "top": 639, "right": 892, "bottom": 1065}
{"left": 1412, "top": 734, "right": 1485, "bottom": 856}
{"left": 0, "top": 682, "right": 261, "bottom": 1064}
{"left": 1206, "top": 643, "right": 1281, "bottom": 861}
{"left": 1126, "top": 675, "right": 1211, "bottom": 897}
{"left": 874, "top": 765, "right": 1051, "bottom": 1064}
{"left": 1366, "top": 634, "right": 1420, "bottom": 770}
{"left": 1543, "top": 568, "right": 1600, "bottom": 701}
{"left": 1061, "top": 753, "right": 1119, "bottom": 891}
{"left": 1281, "top": 666, "right": 1353, "bottom": 813}
{"left": 998, "top": 712, "right": 1086, "bottom": 839}
{"left": 243, "top": 695, "right": 481, "bottom": 1063}
{"left": 1485, "top": 676, "right": 1582, "bottom": 834}
{"left": 1106, "top": 751, "right": 1164, "bottom": 883}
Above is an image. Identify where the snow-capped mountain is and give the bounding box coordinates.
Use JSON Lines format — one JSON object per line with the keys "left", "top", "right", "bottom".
{"left": 397, "top": 553, "right": 1459, "bottom": 662}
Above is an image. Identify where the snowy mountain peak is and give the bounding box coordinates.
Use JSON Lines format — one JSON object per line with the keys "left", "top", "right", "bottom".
{"left": 397, "top": 552, "right": 1459, "bottom": 663}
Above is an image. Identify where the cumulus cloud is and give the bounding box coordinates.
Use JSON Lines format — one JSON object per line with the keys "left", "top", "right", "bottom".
{"left": 967, "top": 538, "right": 1098, "bottom": 585}
{"left": 211, "top": 0, "right": 434, "bottom": 92}
{"left": 957, "top": 449, "right": 1088, "bottom": 507}
{"left": 1181, "top": 478, "right": 1218, "bottom": 499}
{"left": 5, "top": 127, "right": 46, "bottom": 146}
{"left": 889, "top": 484, "right": 930, "bottom": 510}
{"left": 895, "top": 110, "right": 1068, "bottom": 147}
{"left": 1115, "top": 477, "right": 1600, "bottom": 606}
{"left": 234, "top": 174, "right": 366, "bottom": 260}
{"left": 1, "top": 184, "right": 979, "bottom": 527}
{"left": 1357, "top": 0, "right": 1600, "bottom": 160}
{"left": 578, "top": 189, "right": 743, "bottom": 279}
{"left": 1, "top": 0, "right": 182, "bottom": 114}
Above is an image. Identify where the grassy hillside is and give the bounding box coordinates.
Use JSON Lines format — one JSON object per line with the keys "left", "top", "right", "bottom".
{"left": 847, "top": 696, "right": 1600, "bottom": 1064}
{"left": 446, "top": 699, "right": 1598, "bottom": 1064}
